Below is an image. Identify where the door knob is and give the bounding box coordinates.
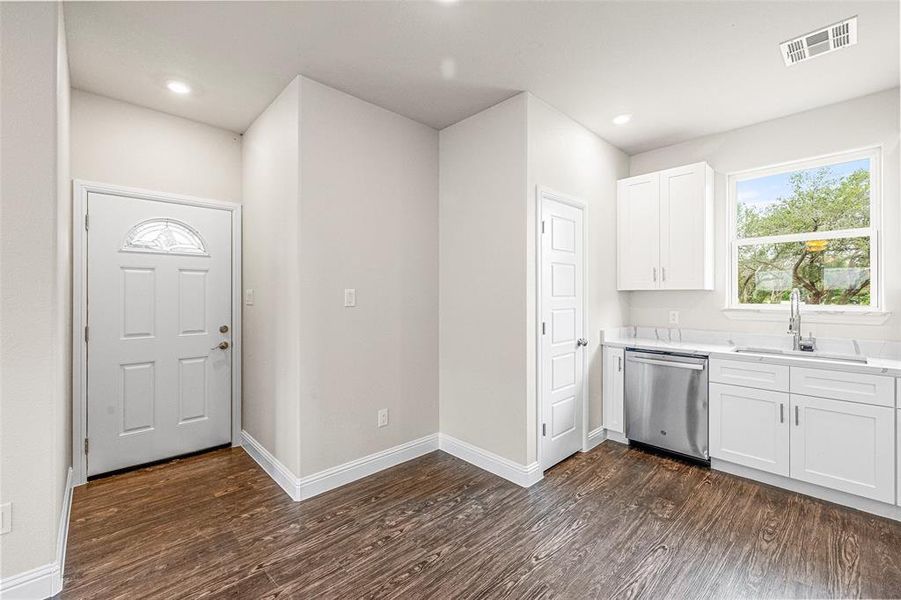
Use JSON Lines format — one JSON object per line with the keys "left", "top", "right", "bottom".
{"left": 212, "top": 341, "right": 230, "bottom": 351}
{"left": 577, "top": 338, "right": 589, "bottom": 347}
{"left": 219, "top": 325, "right": 229, "bottom": 333}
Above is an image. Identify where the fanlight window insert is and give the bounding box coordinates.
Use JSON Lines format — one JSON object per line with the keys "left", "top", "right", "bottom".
{"left": 122, "top": 219, "right": 208, "bottom": 256}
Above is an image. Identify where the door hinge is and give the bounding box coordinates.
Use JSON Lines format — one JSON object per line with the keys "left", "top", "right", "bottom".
{"left": 541, "top": 220, "right": 546, "bottom": 234}
{"left": 84, "top": 325, "right": 89, "bottom": 343}
{"left": 84, "top": 214, "right": 89, "bottom": 230}
{"left": 541, "top": 322, "right": 546, "bottom": 335}
{"left": 542, "top": 423, "right": 547, "bottom": 437}
{"left": 84, "top": 438, "right": 89, "bottom": 454}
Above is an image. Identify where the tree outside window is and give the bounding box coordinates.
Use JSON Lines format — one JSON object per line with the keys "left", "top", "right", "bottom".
{"left": 731, "top": 152, "right": 877, "bottom": 308}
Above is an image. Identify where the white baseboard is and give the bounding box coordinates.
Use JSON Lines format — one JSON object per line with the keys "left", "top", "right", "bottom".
{"left": 240, "top": 431, "right": 302, "bottom": 500}
{"left": 0, "top": 467, "right": 73, "bottom": 600}
{"left": 603, "top": 430, "right": 629, "bottom": 445}
{"left": 298, "top": 434, "right": 438, "bottom": 500}
{"left": 241, "top": 431, "right": 439, "bottom": 502}
{"left": 438, "top": 433, "right": 543, "bottom": 488}
{"left": 712, "top": 459, "right": 901, "bottom": 522}
{"left": 583, "top": 427, "right": 606, "bottom": 451}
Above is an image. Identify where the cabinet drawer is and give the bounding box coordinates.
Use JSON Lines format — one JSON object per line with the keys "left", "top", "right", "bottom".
{"left": 790, "top": 367, "right": 894, "bottom": 408}
{"left": 709, "top": 358, "right": 789, "bottom": 392}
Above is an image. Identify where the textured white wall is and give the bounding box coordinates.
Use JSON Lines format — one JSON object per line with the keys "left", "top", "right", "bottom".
{"left": 0, "top": 1, "right": 70, "bottom": 579}
{"left": 297, "top": 77, "right": 438, "bottom": 475}
{"left": 439, "top": 94, "right": 530, "bottom": 465}
{"left": 71, "top": 90, "right": 242, "bottom": 203}
{"left": 526, "top": 94, "right": 629, "bottom": 440}
{"left": 629, "top": 89, "right": 901, "bottom": 340}
{"left": 241, "top": 77, "right": 303, "bottom": 476}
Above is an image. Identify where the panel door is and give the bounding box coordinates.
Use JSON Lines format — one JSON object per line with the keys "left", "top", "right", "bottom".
{"left": 659, "top": 162, "right": 711, "bottom": 290}
{"left": 710, "top": 383, "right": 789, "bottom": 476}
{"left": 602, "top": 347, "right": 625, "bottom": 434}
{"left": 87, "top": 192, "right": 232, "bottom": 476}
{"left": 790, "top": 395, "right": 895, "bottom": 503}
{"left": 617, "top": 174, "right": 660, "bottom": 290}
{"left": 540, "top": 195, "right": 585, "bottom": 470}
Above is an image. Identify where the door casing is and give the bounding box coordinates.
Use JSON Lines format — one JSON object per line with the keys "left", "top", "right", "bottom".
{"left": 536, "top": 186, "right": 589, "bottom": 471}
{"left": 72, "top": 180, "right": 243, "bottom": 485}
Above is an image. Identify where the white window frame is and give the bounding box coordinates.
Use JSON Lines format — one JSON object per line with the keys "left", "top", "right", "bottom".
{"left": 726, "top": 147, "right": 882, "bottom": 316}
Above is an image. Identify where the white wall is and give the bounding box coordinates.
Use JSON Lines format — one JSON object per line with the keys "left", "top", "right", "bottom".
{"left": 297, "top": 78, "right": 438, "bottom": 475}
{"left": 526, "top": 95, "right": 629, "bottom": 439}
{"left": 241, "top": 77, "right": 303, "bottom": 476}
{"left": 629, "top": 89, "right": 901, "bottom": 341}
{"left": 71, "top": 89, "right": 242, "bottom": 202}
{"left": 0, "top": 1, "right": 70, "bottom": 581}
{"left": 439, "top": 94, "right": 530, "bottom": 465}
{"left": 242, "top": 76, "right": 439, "bottom": 478}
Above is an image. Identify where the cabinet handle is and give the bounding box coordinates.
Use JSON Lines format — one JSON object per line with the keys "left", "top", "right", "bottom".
{"left": 652, "top": 267, "right": 657, "bottom": 282}
{"left": 618, "top": 356, "right": 622, "bottom": 372}
{"left": 662, "top": 267, "right": 666, "bottom": 282}
{"left": 795, "top": 405, "right": 799, "bottom": 426}
{"left": 779, "top": 403, "right": 784, "bottom": 423}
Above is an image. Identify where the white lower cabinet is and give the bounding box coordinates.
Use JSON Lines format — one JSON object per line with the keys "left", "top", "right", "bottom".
{"left": 789, "top": 394, "right": 895, "bottom": 504}
{"left": 603, "top": 346, "right": 624, "bottom": 434}
{"left": 897, "top": 408, "right": 900, "bottom": 507}
{"left": 710, "top": 383, "right": 789, "bottom": 476}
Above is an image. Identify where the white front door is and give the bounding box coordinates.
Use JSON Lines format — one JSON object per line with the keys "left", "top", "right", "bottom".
{"left": 86, "top": 192, "right": 233, "bottom": 476}
{"left": 540, "top": 194, "right": 584, "bottom": 470}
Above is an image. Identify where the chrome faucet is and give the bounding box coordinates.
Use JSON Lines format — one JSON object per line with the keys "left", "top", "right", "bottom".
{"left": 787, "top": 288, "right": 816, "bottom": 352}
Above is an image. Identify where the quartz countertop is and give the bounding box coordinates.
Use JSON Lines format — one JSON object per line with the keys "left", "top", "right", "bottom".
{"left": 602, "top": 333, "right": 901, "bottom": 378}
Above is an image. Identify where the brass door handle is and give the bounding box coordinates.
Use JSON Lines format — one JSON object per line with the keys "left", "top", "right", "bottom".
{"left": 212, "top": 341, "right": 230, "bottom": 351}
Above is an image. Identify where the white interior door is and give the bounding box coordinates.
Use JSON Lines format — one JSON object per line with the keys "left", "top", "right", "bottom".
{"left": 540, "top": 194, "right": 584, "bottom": 470}
{"left": 86, "top": 192, "right": 233, "bottom": 476}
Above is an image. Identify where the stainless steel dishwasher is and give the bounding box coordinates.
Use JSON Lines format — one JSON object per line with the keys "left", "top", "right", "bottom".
{"left": 624, "top": 349, "right": 709, "bottom": 462}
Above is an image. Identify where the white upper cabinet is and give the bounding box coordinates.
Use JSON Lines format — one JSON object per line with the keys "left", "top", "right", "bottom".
{"left": 616, "top": 174, "right": 660, "bottom": 290}
{"left": 617, "top": 162, "right": 714, "bottom": 291}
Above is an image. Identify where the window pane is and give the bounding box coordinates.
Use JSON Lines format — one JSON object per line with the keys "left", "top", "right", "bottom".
{"left": 736, "top": 158, "right": 870, "bottom": 239}
{"left": 737, "top": 236, "right": 871, "bottom": 306}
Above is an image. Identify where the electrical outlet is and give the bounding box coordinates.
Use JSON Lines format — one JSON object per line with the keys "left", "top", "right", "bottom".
{"left": 377, "top": 408, "right": 388, "bottom": 428}
{"left": 344, "top": 288, "right": 356, "bottom": 307}
{"left": 0, "top": 503, "right": 11, "bottom": 535}
{"left": 668, "top": 310, "right": 680, "bottom": 325}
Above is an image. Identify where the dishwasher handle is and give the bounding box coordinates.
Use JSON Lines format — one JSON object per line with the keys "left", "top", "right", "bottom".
{"left": 628, "top": 357, "right": 705, "bottom": 371}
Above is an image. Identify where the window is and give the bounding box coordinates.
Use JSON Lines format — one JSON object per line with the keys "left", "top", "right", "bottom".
{"left": 729, "top": 149, "right": 879, "bottom": 310}
{"left": 122, "top": 218, "right": 208, "bottom": 256}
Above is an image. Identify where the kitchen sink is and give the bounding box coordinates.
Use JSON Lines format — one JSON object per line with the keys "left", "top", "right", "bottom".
{"left": 733, "top": 346, "right": 869, "bottom": 364}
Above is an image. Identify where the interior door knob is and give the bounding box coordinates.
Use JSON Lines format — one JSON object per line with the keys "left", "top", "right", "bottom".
{"left": 212, "top": 341, "right": 230, "bottom": 351}
{"left": 219, "top": 325, "right": 229, "bottom": 333}
{"left": 577, "top": 338, "right": 589, "bottom": 347}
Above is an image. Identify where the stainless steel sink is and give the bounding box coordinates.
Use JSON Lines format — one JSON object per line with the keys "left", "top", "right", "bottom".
{"left": 733, "top": 346, "right": 868, "bottom": 364}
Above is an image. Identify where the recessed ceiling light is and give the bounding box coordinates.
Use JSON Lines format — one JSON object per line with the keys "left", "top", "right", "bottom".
{"left": 612, "top": 113, "right": 632, "bottom": 126}
{"left": 166, "top": 80, "right": 192, "bottom": 95}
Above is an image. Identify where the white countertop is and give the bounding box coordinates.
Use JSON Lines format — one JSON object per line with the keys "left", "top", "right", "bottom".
{"left": 602, "top": 334, "right": 901, "bottom": 377}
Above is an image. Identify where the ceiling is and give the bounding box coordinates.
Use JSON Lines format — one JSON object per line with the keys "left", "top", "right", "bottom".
{"left": 64, "top": 1, "right": 899, "bottom": 154}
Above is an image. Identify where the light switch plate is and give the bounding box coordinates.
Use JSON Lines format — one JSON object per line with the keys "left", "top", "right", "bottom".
{"left": 0, "top": 503, "right": 11, "bottom": 535}
{"left": 669, "top": 310, "right": 680, "bottom": 325}
{"left": 245, "top": 289, "right": 255, "bottom": 306}
{"left": 344, "top": 288, "right": 356, "bottom": 307}
{"left": 378, "top": 408, "right": 388, "bottom": 428}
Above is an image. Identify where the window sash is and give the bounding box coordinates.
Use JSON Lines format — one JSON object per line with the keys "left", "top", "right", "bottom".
{"left": 727, "top": 147, "right": 881, "bottom": 310}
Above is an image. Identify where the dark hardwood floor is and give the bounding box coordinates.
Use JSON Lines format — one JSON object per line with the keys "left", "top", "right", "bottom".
{"left": 60, "top": 442, "right": 901, "bottom": 599}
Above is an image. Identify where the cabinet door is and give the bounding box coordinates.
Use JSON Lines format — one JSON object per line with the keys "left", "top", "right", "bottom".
{"left": 659, "top": 162, "right": 713, "bottom": 290}
{"left": 710, "top": 383, "right": 789, "bottom": 476}
{"left": 790, "top": 395, "right": 895, "bottom": 503}
{"left": 897, "top": 408, "right": 900, "bottom": 507}
{"left": 602, "top": 347, "right": 624, "bottom": 434}
{"left": 617, "top": 174, "right": 660, "bottom": 290}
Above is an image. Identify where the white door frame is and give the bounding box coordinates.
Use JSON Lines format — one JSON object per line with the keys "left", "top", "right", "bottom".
{"left": 72, "top": 180, "right": 243, "bottom": 485}
{"left": 535, "top": 186, "right": 589, "bottom": 470}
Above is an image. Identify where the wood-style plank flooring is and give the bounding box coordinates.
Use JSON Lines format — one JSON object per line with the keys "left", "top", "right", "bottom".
{"left": 60, "top": 443, "right": 901, "bottom": 599}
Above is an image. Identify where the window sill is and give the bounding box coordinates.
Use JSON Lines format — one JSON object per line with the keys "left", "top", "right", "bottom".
{"left": 722, "top": 307, "right": 892, "bottom": 325}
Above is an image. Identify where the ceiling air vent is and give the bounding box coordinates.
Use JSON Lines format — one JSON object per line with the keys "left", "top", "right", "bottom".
{"left": 779, "top": 16, "right": 858, "bottom": 66}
